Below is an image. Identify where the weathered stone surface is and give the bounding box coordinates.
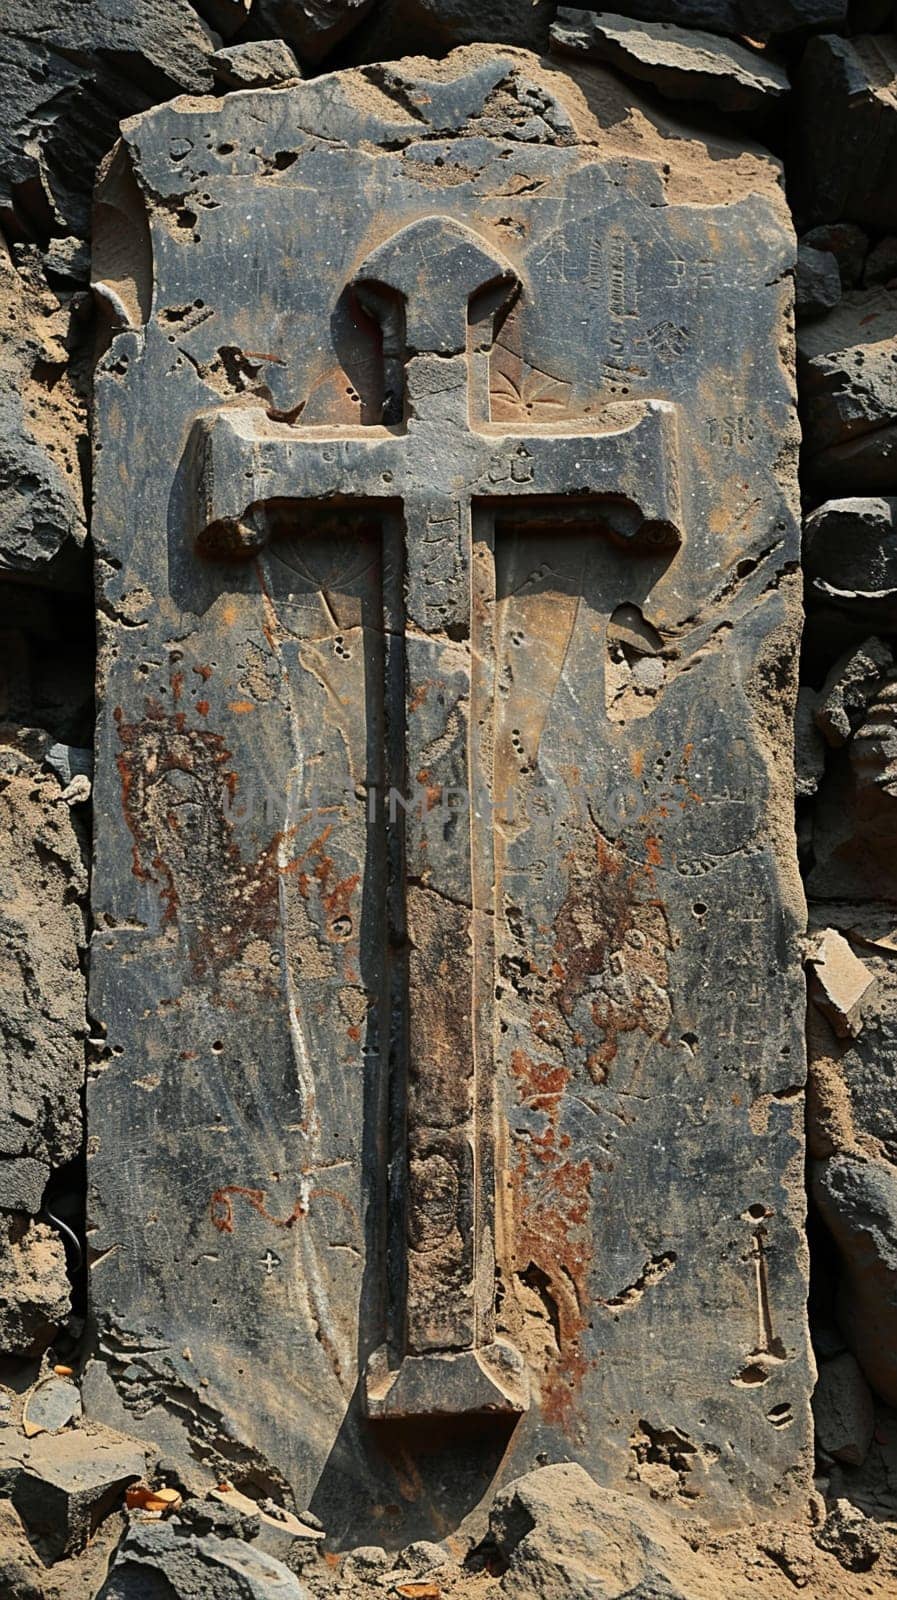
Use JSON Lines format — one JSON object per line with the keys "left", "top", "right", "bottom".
{"left": 0, "top": 1214, "right": 70, "bottom": 1357}
{"left": 812, "top": 1153, "right": 897, "bottom": 1406}
{"left": 814, "top": 637, "right": 892, "bottom": 747}
{"left": 212, "top": 41, "right": 303, "bottom": 89}
{"left": 807, "top": 928, "right": 876, "bottom": 1038}
{"left": 0, "top": 240, "right": 86, "bottom": 577}
{"left": 88, "top": 46, "right": 811, "bottom": 1529}
{"left": 0, "top": 742, "right": 87, "bottom": 1176}
{"left": 0, "top": 1158, "right": 49, "bottom": 1214}
{"left": 551, "top": 10, "right": 790, "bottom": 114}
{"left": 814, "top": 1351, "right": 875, "bottom": 1464}
{"left": 798, "top": 290, "right": 897, "bottom": 494}
{"left": 0, "top": 0, "right": 218, "bottom": 242}
{"left": 804, "top": 498, "right": 897, "bottom": 624}
{"left": 816, "top": 1497, "right": 885, "bottom": 1572}
{"left": 486, "top": 1462, "right": 719, "bottom": 1598}
{"left": 796, "top": 246, "right": 841, "bottom": 320}
{"left": 2, "top": 1423, "right": 146, "bottom": 1562}
{"left": 554, "top": 0, "right": 846, "bottom": 39}
{"left": 794, "top": 35, "right": 897, "bottom": 232}
{"left": 802, "top": 223, "right": 868, "bottom": 291}
{"left": 98, "top": 1520, "right": 308, "bottom": 1599}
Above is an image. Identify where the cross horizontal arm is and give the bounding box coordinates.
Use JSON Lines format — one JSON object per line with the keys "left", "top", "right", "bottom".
{"left": 471, "top": 401, "right": 683, "bottom": 543}
{"left": 186, "top": 410, "right": 404, "bottom": 554}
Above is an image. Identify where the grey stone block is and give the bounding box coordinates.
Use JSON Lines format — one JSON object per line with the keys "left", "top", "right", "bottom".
{"left": 551, "top": 9, "right": 790, "bottom": 114}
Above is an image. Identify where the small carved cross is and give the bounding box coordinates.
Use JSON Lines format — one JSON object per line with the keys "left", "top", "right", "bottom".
{"left": 187, "top": 213, "right": 682, "bottom": 1418}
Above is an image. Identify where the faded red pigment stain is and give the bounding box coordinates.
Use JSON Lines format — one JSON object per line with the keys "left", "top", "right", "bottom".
{"left": 509, "top": 1048, "right": 593, "bottom": 1433}
{"left": 552, "top": 829, "right": 671, "bottom": 1084}
{"left": 114, "top": 698, "right": 291, "bottom": 990}
{"left": 290, "top": 827, "right": 360, "bottom": 942}
{"left": 210, "top": 1178, "right": 355, "bottom": 1235}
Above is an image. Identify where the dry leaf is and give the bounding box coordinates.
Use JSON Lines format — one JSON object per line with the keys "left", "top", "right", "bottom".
{"left": 395, "top": 1585, "right": 441, "bottom": 1599}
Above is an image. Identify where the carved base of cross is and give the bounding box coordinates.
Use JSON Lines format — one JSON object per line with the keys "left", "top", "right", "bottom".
{"left": 363, "top": 1340, "right": 530, "bottom": 1419}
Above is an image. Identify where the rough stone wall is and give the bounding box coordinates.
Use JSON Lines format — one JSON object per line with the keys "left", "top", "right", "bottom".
{"left": 3, "top": 1, "right": 897, "bottom": 1596}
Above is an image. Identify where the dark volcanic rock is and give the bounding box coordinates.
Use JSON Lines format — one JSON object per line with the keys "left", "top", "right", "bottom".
{"left": 3, "top": 1426, "right": 146, "bottom": 1562}
{"left": 551, "top": 9, "right": 790, "bottom": 113}
{"left": 98, "top": 1519, "right": 307, "bottom": 1599}
{"left": 798, "top": 289, "right": 897, "bottom": 493}
{"left": 0, "top": 0, "right": 217, "bottom": 241}
{"left": 558, "top": 0, "right": 846, "bottom": 40}
{"left": 211, "top": 40, "right": 303, "bottom": 88}
{"left": 813, "top": 1350, "right": 875, "bottom": 1464}
{"left": 796, "top": 245, "right": 841, "bottom": 319}
{"left": 794, "top": 34, "right": 897, "bottom": 231}
{"left": 256, "top": 0, "right": 377, "bottom": 64}
{"left": 804, "top": 497, "right": 897, "bottom": 623}
{"left": 344, "top": 0, "right": 554, "bottom": 56}
{"left": 865, "top": 237, "right": 897, "bottom": 290}
{"left": 0, "top": 242, "right": 86, "bottom": 577}
{"left": 802, "top": 223, "right": 868, "bottom": 290}
{"left": 813, "top": 1152, "right": 897, "bottom": 1406}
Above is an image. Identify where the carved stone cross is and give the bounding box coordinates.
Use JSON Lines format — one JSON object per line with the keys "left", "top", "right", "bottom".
{"left": 186, "top": 213, "right": 682, "bottom": 1418}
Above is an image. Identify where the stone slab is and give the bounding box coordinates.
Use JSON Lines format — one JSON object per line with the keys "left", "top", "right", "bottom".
{"left": 551, "top": 10, "right": 789, "bottom": 114}
{"left": 88, "top": 46, "right": 812, "bottom": 1533}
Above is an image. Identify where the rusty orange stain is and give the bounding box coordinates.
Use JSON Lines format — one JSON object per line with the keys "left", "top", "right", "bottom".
{"left": 228, "top": 699, "right": 255, "bottom": 714}
{"left": 171, "top": 671, "right": 184, "bottom": 703}
{"left": 193, "top": 664, "right": 213, "bottom": 681}
{"left": 645, "top": 835, "right": 662, "bottom": 868}
{"left": 196, "top": 699, "right": 210, "bottom": 716}
{"left": 629, "top": 749, "right": 644, "bottom": 779}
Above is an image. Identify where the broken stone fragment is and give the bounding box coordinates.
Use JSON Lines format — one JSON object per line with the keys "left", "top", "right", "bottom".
{"left": 0, "top": 1214, "right": 70, "bottom": 1358}
{"left": 814, "top": 637, "right": 893, "bottom": 747}
{"left": 22, "top": 1375, "right": 82, "bottom": 1437}
{"left": 812, "top": 1152, "right": 897, "bottom": 1407}
{"left": 815, "top": 1497, "right": 884, "bottom": 1571}
{"left": 794, "top": 34, "right": 897, "bottom": 231}
{"left": 798, "top": 289, "right": 897, "bottom": 494}
{"left": 804, "top": 498, "right": 897, "bottom": 623}
{"left": 192, "top": 0, "right": 252, "bottom": 38}
{"left": 813, "top": 1351, "right": 875, "bottom": 1465}
{"left": 548, "top": 0, "right": 846, "bottom": 39}
{"left": 211, "top": 40, "right": 303, "bottom": 89}
{"left": 3, "top": 1423, "right": 146, "bottom": 1561}
{"left": 0, "top": 1158, "right": 49, "bottom": 1214}
{"left": 344, "top": 0, "right": 554, "bottom": 58}
{"left": 98, "top": 1518, "right": 309, "bottom": 1598}
{"left": 551, "top": 9, "right": 790, "bottom": 114}
{"left": 485, "top": 1462, "right": 721, "bottom": 1598}
{"left": 0, "top": 0, "right": 218, "bottom": 240}
{"left": 802, "top": 223, "right": 868, "bottom": 291}
{"left": 807, "top": 929, "right": 876, "bottom": 1039}
{"left": 0, "top": 240, "right": 86, "bottom": 576}
{"left": 795, "top": 245, "right": 841, "bottom": 320}
{"left": 211, "top": 1486, "right": 324, "bottom": 1562}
